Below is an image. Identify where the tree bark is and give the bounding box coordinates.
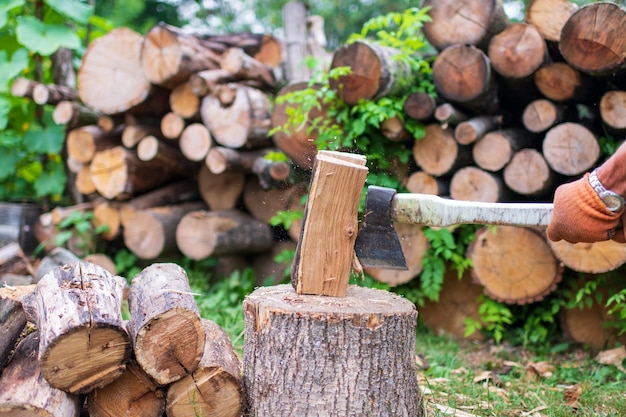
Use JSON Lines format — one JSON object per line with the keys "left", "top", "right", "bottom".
{"left": 0, "top": 332, "right": 82, "bottom": 417}
{"left": 20, "top": 262, "right": 130, "bottom": 394}
{"left": 221, "top": 46, "right": 277, "bottom": 91}
{"left": 32, "top": 82, "right": 78, "bottom": 105}
{"left": 166, "top": 319, "right": 245, "bottom": 417}
{"left": 547, "top": 239, "right": 626, "bottom": 274}
{"left": 503, "top": 148, "right": 554, "bottom": 196}
{"left": 468, "top": 226, "right": 562, "bottom": 304}
{"left": 454, "top": 114, "right": 503, "bottom": 145}
{"left": 412, "top": 124, "right": 473, "bottom": 177}
{"left": 176, "top": 210, "right": 274, "bottom": 260}
{"left": 422, "top": 0, "right": 510, "bottom": 51}
{"left": 87, "top": 359, "right": 166, "bottom": 417}
{"left": 434, "top": 103, "right": 469, "bottom": 127}
{"left": 542, "top": 122, "right": 599, "bottom": 176}
{"left": 559, "top": 2, "right": 626, "bottom": 76}
{"left": 329, "top": 40, "right": 412, "bottom": 105}
{"left": 0, "top": 291, "right": 28, "bottom": 372}
{"left": 53, "top": 100, "right": 101, "bottom": 128}
{"left": 243, "top": 284, "right": 422, "bottom": 417}
{"left": 78, "top": 27, "right": 151, "bottom": 114}
{"left": 136, "top": 136, "right": 200, "bottom": 179}
{"left": 127, "top": 263, "right": 205, "bottom": 386}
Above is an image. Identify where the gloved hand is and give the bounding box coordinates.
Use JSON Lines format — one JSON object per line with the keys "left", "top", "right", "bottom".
{"left": 547, "top": 173, "right": 625, "bottom": 243}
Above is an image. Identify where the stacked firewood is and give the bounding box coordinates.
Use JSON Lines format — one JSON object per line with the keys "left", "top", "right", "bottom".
{"left": 0, "top": 262, "right": 244, "bottom": 417}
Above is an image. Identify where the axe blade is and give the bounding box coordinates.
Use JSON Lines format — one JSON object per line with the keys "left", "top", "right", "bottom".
{"left": 355, "top": 185, "right": 408, "bottom": 270}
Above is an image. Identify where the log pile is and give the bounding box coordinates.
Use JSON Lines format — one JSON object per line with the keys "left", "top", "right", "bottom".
{"left": 8, "top": 0, "right": 626, "bottom": 350}
{"left": 0, "top": 261, "right": 245, "bottom": 417}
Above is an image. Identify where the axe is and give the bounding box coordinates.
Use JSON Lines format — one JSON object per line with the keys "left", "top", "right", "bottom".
{"left": 354, "top": 185, "right": 554, "bottom": 270}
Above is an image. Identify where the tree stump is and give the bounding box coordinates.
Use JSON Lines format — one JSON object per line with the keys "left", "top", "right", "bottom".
{"left": 87, "top": 359, "right": 166, "bottom": 417}
{"left": 467, "top": 226, "right": 562, "bottom": 304}
{"left": 127, "top": 263, "right": 205, "bottom": 386}
{"left": 20, "top": 262, "right": 130, "bottom": 394}
{"left": 243, "top": 284, "right": 422, "bottom": 417}
{"left": 0, "top": 332, "right": 82, "bottom": 417}
{"left": 166, "top": 319, "right": 245, "bottom": 417}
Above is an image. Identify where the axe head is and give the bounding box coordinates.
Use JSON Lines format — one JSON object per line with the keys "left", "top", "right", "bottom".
{"left": 354, "top": 185, "right": 408, "bottom": 270}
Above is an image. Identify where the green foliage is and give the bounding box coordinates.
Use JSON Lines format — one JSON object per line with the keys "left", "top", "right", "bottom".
{"left": 113, "top": 249, "right": 142, "bottom": 281}
{"left": 52, "top": 209, "right": 109, "bottom": 255}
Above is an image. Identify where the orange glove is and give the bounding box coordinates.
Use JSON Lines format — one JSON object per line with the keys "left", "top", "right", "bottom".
{"left": 547, "top": 173, "right": 624, "bottom": 243}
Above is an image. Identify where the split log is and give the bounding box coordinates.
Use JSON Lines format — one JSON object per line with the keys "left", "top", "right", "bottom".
{"left": 542, "top": 122, "right": 599, "bottom": 176}
{"left": 534, "top": 61, "right": 602, "bottom": 103}
{"left": 243, "top": 284, "right": 422, "bottom": 417}
{"left": 291, "top": 152, "right": 368, "bottom": 297}
{"left": 404, "top": 171, "right": 448, "bottom": 196}
{"left": 403, "top": 91, "right": 437, "bottom": 121}
{"left": 32, "top": 82, "right": 78, "bottom": 105}
{"left": 547, "top": 239, "right": 626, "bottom": 274}
{"left": 160, "top": 112, "right": 186, "bottom": 140}
{"left": 89, "top": 146, "right": 183, "bottom": 200}
{"left": 165, "top": 319, "right": 245, "bottom": 417}
{"left": 419, "top": 268, "right": 485, "bottom": 341}
{"left": 122, "top": 201, "right": 206, "bottom": 260}
{"left": 599, "top": 90, "right": 626, "bottom": 136}
{"left": 434, "top": 103, "right": 469, "bottom": 127}
{"left": 503, "top": 148, "right": 554, "bottom": 196}
{"left": 78, "top": 27, "right": 151, "bottom": 114}
{"left": 454, "top": 114, "right": 503, "bottom": 145}
{"left": 488, "top": 22, "right": 548, "bottom": 80}
{"left": 0, "top": 241, "right": 34, "bottom": 277}
{"left": 329, "top": 40, "right": 412, "bottom": 105}
{"left": 559, "top": 2, "right": 626, "bottom": 76}
{"left": 176, "top": 210, "right": 274, "bottom": 260}
{"left": 141, "top": 22, "right": 222, "bottom": 88}
{"left": 450, "top": 167, "right": 509, "bottom": 203}
{"left": 525, "top": 0, "right": 578, "bottom": 44}
{"left": 365, "top": 223, "right": 428, "bottom": 287}
{"left": 179, "top": 123, "right": 213, "bottom": 162}
{"left": 127, "top": 263, "right": 205, "bottom": 386}
{"left": 136, "top": 135, "right": 200, "bottom": 178}
{"left": 67, "top": 125, "right": 122, "bottom": 164}
{"left": 170, "top": 82, "right": 200, "bottom": 119}
{"left": 560, "top": 275, "right": 626, "bottom": 351}
{"left": 53, "top": 100, "right": 101, "bottom": 127}
{"left": 197, "top": 165, "right": 246, "bottom": 210}
{"left": 20, "top": 262, "right": 131, "bottom": 394}
{"left": 271, "top": 82, "right": 323, "bottom": 170}
{"left": 221, "top": 46, "right": 277, "bottom": 90}
{"left": 421, "top": 0, "right": 510, "bottom": 51}
{"left": 87, "top": 359, "right": 166, "bottom": 417}
{"left": 467, "top": 226, "right": 562, "bottom": 304}
{"left": 412, "top": 124, "right": 473, "bottom": 177}
{"left": 522, "top": 99, "right": 568, "bottom": 133}
{"left": 0, "top": 291, "right": 28, "bottom": 371}
{"left": 432, "top": 44, "right": 499, "bottom": 113}
{"left": 0, "top": 332, "right": 82, "bottom": 417}
{"left": 201, "top": 85, "right": 272, "bottom": 149}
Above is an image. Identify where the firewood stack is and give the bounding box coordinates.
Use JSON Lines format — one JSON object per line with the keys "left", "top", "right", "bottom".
{"left": 0, "top": 262, "right": 245, "bottom": 417}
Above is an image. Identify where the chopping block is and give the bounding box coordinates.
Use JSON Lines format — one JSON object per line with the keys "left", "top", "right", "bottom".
{"left": 242, "top": 151, "right": 422, "bottom": 417}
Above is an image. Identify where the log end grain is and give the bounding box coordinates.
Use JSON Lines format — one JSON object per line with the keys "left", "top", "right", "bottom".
{"left": 525, "top": 0, "right": 578, "bottom": 43}
{"left": 503, "top": 148, "right": 552, "bottom": 196}
{"left": 141, "top": 24, "right": 184, "bottom": 85}
{"left": 432, "top": 44, "right": 492, "bottom": 104}
{"left": 488, "top": 23, "right": 547, "bottom": 79}
{"left": 547, "top": 239, "right": 626, "bottom": 274}
{"left": 472, "top": 131, "right": 513, "bottom": 172}
{"left": 412, "top": 124, "right": 460, "bottom": 176}
{"left": 542, "top": 122, "right": 599, "bottom": 176}
{"left": 450, "top": 166, "right": 501, "bottom": 203}
{"left": 329, "top": 41, "right": 382, "bottom": 105}
{"left": 534, "top": 62, "right": 583, "bottom": 102}
{"left": 89, "top": 147, "right": 128, "bottom": 200}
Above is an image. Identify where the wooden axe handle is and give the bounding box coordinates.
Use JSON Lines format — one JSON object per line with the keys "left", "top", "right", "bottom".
{"left": 392, "top": 193, "right": 553, "bottom": 228}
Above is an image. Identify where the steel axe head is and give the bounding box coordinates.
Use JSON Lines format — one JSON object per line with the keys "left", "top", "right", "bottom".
{"left": 354, "top": 185, "right": 408, "bottom": 270}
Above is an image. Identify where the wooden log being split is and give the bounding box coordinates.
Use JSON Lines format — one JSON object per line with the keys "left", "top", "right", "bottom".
{"left": 78, "top": 28, "right": 151, "bottom": 115}
{"left": 291, "top": 152, "right": 368, "bottom": 297}
{"left": 127, "top": 263, "right": 205, "bottom": 386}
{"left": 547, "top": 240, "right": 626, "bottom": 274}
{"left": 166, "top": 319, "right": 245, "bottom": 417}
{"left": 175, "top": 210, "right": 274, "bottom": 260}
{"left": 87, "top": 359, "right": 166, "bottom": 417}
{"left": 422, "top": 0, "right": 510, "bottom": 51}
{"left": 467, "top": 226, "right": 563, "bottom": 304}
{"left": 0, "top": 332, "right": 82, "bottom": 417}
{"left": 243, "top": 284, "right": 422, "bottom": 417}
{"left": 329, "top": 40, "right": 412, "bottom": 105}
{"left": 20, "top": 262, "right": 131, "bottom": 394}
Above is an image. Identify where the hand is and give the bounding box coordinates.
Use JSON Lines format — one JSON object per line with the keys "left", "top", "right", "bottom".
{"left": 547, "top": 173, "right": 624, "bottom": 243}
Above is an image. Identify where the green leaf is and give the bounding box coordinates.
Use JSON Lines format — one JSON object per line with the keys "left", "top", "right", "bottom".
{"left": 0, "top": 48, "right": 29, "bottom": 92}
{"left": 0, "top": 97, "right": 10, "bottom": 130}
{"left": 45, "top": 0, "right": 93, "bottom": 24}
{"left": 0, "top": 146, "right": 19, "bottom": 180}
{"left": 0, "top": 0, "right": 24, "bottom": 29}
{"left": 34, "top": 161, "right": 66, "bottom": 197}
{"left": 23, "top": 122, "right": 65, "bottom": 154}
{"left": 16, "top": 16, "right": 81, "bottom": 56}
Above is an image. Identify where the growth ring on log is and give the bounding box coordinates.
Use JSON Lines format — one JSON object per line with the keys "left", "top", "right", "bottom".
{"left": 547, "top": 239, "right": 626, "bottom": 274}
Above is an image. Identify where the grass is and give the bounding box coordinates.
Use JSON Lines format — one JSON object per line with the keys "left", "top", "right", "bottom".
{"left": 182, "top": 260, "right": 626, "bottom": 417}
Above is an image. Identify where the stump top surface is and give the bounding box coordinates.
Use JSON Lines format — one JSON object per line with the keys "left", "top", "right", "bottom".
{"left": 246, "top": 284, "right": 416, "bottom": 315}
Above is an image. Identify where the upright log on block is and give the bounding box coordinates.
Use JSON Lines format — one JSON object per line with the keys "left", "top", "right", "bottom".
{"left": 243, "top": 284, "right": 422, "bottom": 417}
{"left": 20, "top": 262, "right": 131, "bottom": 394}
{"left": 0, "top": 332, "right": 82, "bottom": 417}
{"left": 127, "top": 263, "right": 205, "bottom": 386}
{"left": 291, "top": 151, "right": 368, "bottom": 297}
{"left": 166, "top": 319, "right": 245, "bottom": 417}
{"left": 329, "top": 40, "right": 412, "bottom": 105}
